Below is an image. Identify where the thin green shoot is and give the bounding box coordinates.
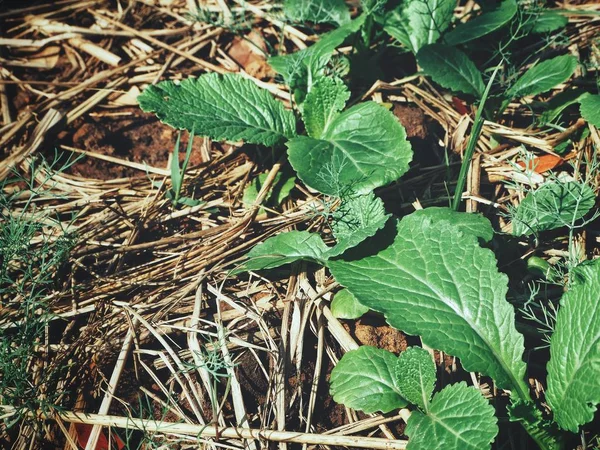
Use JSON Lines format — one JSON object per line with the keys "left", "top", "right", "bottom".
{"left": 452, "top": 63, "right": 501, "bottom": 211}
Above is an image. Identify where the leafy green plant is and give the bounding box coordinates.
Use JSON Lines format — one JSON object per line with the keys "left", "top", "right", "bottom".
{"left": 379, "top": 0, "right": 578, "bottom": 120}
{"left": 331, "top": 346, "right": 499, "bottom": 450}
{"left": 511, "top": 180, "right": 596, "bottom": 236}
{"left": 283, "top": 0, "right": 350, "bottom": 26}
{"left": 138, "top": 9, "right": 600, "bottom": 447}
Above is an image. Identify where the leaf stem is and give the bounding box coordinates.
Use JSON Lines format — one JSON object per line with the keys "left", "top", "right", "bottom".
{"left": 452, "top": 64, "right": 501, "bottom": 211}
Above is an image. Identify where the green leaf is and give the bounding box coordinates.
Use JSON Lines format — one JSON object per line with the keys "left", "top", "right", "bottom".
{"left": 242, "top": 172, "right": 296, "bottom": 212}
{"left": 395, "top": 347, "right": 436, "bottom": 411}
{"left": 580, "top": 93, "right": 600, "bottom": 128}
{"left": 269, "top": 15, "right": 366, "bottom": 100}
{"left": 170, "top": 132, "right": 183, "bottom": 195}
{"left": 512, "top": 181, "right": 595, "bottom": 236}
{"left": 506, "top": 55, "right": 578, "bottom": 100}
{"left": 405, "top": 382, "right": 498, "bottom": 450}
{"left": 538, "top": 89, "right": 589, "bottom": 124}
{"left": 546, "top": 260, "right": 600, "bottom": 432}
{"left": 284, "top": 0, "right": 350, "bottom": 25}
{"left": 417, "top": 44, "right": 485, "bottom": 97}
{"left": 327, "top": 192, "right": 390, "bottom": 257}
{"left": 331, "top": 288, "right": 369, "bottom": 319}
{"left": 302, "top": 77, "right": 350, "bottom": 139}
{"left": 288, "top": 102, "right": 413, "bottom": 196}
{"left": 444, "top": 0, "right": 517, "bottom": 45}
{"left": 328, "top": 212, "right": 530, "bottom": 397}
{"left": 508, "top": 400, "right": 563, "bottom": 450}
{"left": 384, "top": 0, "right": 455, "bottom": 54}
{"left": 330, "top": 346, "right": 408, "bottom": 413}
{"left": 530, "top": 11, "right": 568, "bottom": 34}
{"left": 138, "top": 73, "right": 296, "bottom": 147}
{"left": 239, "top": 231, "right": 328, "bottom": 272}
{"left": 411, "top": 207, "right": 494, "bottom": 242}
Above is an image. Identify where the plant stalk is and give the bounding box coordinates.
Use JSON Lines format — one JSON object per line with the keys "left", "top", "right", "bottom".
{"left": 452, "top": 64, "right": 500, "bottom": 211}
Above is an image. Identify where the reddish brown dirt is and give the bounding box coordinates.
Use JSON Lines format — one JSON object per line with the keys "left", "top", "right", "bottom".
{"left": 394, "top": 105, "right": 428, "bottom": 140}
{"left": 344, "top": 316, "right": 408, "bottom": 355}
{"left": 58, "top": 111, "right": 206, "bottom": 180}
{"left": 227, "top": 30, "right": 274, "bottom": 79}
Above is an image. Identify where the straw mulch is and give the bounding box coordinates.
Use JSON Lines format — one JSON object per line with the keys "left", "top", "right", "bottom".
{"left": 1, "top": 1, "right": 599, "bottom": 449}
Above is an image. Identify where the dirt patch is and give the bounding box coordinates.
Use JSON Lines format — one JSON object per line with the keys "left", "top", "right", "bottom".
{"left": 394, "top": 105, "right": 428, "bottom": 140}
{"left": 61, "top": 111, "right": 206, "bottom": 180}
{"left": 344, "top": 316, "right": 408, "bottom": 355}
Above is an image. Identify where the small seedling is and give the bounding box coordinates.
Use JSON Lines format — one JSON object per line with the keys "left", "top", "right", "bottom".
{"left": 166, "top": 131, "right": 203, "bottom": 208}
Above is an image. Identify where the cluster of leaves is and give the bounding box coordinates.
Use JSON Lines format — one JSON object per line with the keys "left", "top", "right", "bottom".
{"left": 331, "top": 346, "right": 499, "bottom": 449}
{"left": 138, "top": 2, "right": 600, "bottom": 448}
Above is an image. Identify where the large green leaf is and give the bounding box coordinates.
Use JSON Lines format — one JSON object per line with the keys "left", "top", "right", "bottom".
{"left": 331, "top": 288, "right": 369, "bottom": 319}
{"left": 269, "top": 15, "right": 365, "bottom": 99}
{"left": 287, "top": 102, "right": 413, "bottom": 196}
{"left": 444, "top": 0, "right": 517, "bottom": 45}
{"left": 580, "top": 93, "right": 600, "bottom": 128}
{"left": 384, "top": 0, "right": 455, "bottom": 54}
{"left": 238, "top": 231, "right": 328, "bottom": 272}
{"left": 283, "top": 0, "right": 350, "bottom": 25}
{"left": 405, "top": 382, "right": 498, "bottom": 450}
{"left": 330, "top": 346, "right": 408, "bottom": 413}
{"left": 546, "top": 261, "right": 600, "bottom": 432}
{"left": 328, "top": 211, "right": 530, "bottom": 397}
{"left": 302, "top": 76, "right": 350, "bottom": 139}
{"left": 507, "top": 55, "right": 578, "bottom": 100}
{"left": 417, "top": 44, "right": 485, "bottom": 97}
{"left": 512, "top": 181, "right": 595, "bottom": 236}
{"left": 138, "top": 73, "right": 296, "bottom": 147}
{"left": 395, "top": 347, "right": 436, "bottom": 411}
{"left": 327, "top": 192, "right": 390, "bottom": 257}
{"left": 411, "top": 207, "right": 494, "bottom": 242}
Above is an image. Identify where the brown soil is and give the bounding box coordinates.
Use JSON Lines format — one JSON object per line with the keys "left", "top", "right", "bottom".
{"left": 394, "top": 105, "right": 428, "bottom": 140}
{"left": 345, "top": 316, "right": 408, "bottom": 355}
{"left": 60, "top": 111, "right": 206, "bottom": 180}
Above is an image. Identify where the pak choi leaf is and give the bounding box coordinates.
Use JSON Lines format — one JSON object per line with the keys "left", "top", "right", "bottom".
{"left": 328, "top": 211, "right": 530, "bottom": 397}
{"left": 506, "top": 55, "right": 578, "bottom": 100}
{"left": 529, "top": 11, "right": 568, "bottom": 33}
{"left": 384, "top": 0, "right": 455, "bottom": 54}
{"left": 395, "top": 347, "right": 436, "bottom": 411}
{"left": 405, "top": 382, "right": 498, "bottom": 450}
{"left": 580, "top": 93, "right": 600, "bottom": 128}
{"left": 330, "top": 346, "right": 408, "bottom": 413}
{"left": 239, "top": 231, "right": 328, "bottom": 272}
{"left": 138, "top": 74, "right": 296, "bottom": 147}
{"left": 411, "top": 207, "right": 494, "bottom": 242}
{"left": 331, "top": 288, "right": 369, "bottom": 319}
{"left": 417, "top": 44, "right": 485, "bottom": 97}
{"left": 242, "top": 172, "right": 296, "bottom": 212}
{"left": 288, "top": 102, "right": 413, "bottom": 196}
{"left": 269, "top": 15, "right": 365, "bottom": 100}
{"left": 538, "top": 89, "right": 589, "bottom": 124}
{"left": 546, "top": 260, "right": 600, "bottom": 432}
{"left": 512, "top": 181, "right": 595, "bottom": 236}
{"left": 302, "top": 76, "right": 350, "bottom": 139}
{"left": 327, "top": 192, "right": 390, "bottom": 257}
{"left": 284, "top": 0, "right": 350, "bottom": 25}
{"left": 444, "top": 0, "right": 517, "bottom": 46}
